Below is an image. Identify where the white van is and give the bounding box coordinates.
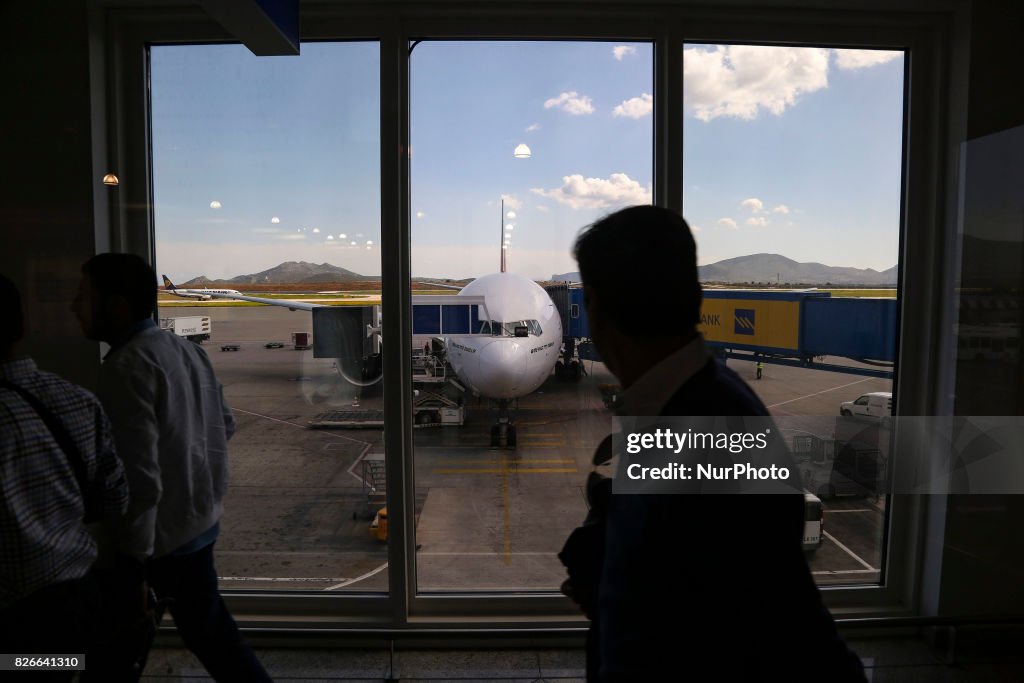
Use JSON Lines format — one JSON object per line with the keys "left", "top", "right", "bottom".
{"left": 839, "top": 391, "right": 892, "bottom": 419}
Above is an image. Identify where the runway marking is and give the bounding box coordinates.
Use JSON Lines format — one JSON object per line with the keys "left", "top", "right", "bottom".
{"left": 433, "top": 468, "right": 578, "bottom": 474}
{"left": 231, "top": 407, "right": 367, "bottom": 445}
{"left": 219, "top": 576, "right": 347, "bottom": 583}
{"left": 323, "top": 562, "right": 389, "bottom": 590}
{"left": 418, "top": 551, "right": 554, "bottom": 556}
{"left": 347, "top": 445, "right": 384, "bottom": 487}
{"left": 811, "top": 569, "right": 879, "bottom": 575}
{"left": 822, "top": 530, "right": 876, "bottom": 571}
{"left": 501, "top": 456, "right": 512, "bottom": 565}
{"left": 766, "top": 377, "right": 875, "bottom": 409}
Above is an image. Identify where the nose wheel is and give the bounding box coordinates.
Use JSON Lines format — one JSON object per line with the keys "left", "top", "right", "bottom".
{"left": 490, "top": 423, "right": 517, "bottom": 448}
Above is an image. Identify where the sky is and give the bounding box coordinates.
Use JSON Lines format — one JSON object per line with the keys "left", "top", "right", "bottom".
{"left": 151, "top": 41, "right": 904, "bottom": 282}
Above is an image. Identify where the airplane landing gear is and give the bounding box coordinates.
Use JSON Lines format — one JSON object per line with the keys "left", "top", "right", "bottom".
{"left": 489, "top": 399, "right": 517, "bottom": 448}
{"left": 490, "top": 423, "right": 517, "bottom": 448}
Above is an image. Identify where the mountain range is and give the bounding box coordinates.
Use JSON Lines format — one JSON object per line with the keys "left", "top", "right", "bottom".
{"left": 554, "top": 253, "right": 898, "bottom": 286}
{"left": 182, "top": 261, "right": 370, "bottom": 286}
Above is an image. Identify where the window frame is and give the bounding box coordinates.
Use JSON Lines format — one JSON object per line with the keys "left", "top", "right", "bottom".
{"left": 92, "top": 0, "right": 963, "bottom": 634}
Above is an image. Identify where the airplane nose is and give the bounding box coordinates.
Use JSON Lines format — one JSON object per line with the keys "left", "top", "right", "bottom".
{"left": 478, "top": 340, "right": 527, "bottom": 397}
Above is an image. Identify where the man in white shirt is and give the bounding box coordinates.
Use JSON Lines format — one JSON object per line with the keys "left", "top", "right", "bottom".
{"left": 72, "top": 253, "right": 271, "bottom": 682}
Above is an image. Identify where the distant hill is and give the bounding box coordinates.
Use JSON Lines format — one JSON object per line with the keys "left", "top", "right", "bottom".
{"left": 553, "top": 256, "right": 896, "bottom": 286}
{"left": 698, "top": 254, "right": 897, "bottom": 286}
{"left": 182, "top": 261, "right": 369, "bottom": 286}
{"left": 551, "top": 271, "right": 581, "bottom": 282}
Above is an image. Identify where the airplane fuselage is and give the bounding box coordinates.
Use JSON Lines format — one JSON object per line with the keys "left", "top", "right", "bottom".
{"left": 443, "top": 272, "right": 562, "bottom": 400}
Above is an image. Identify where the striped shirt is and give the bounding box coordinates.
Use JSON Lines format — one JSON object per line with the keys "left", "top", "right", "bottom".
{"left": 0, "top": 357, "right": 128, "bottom": 609}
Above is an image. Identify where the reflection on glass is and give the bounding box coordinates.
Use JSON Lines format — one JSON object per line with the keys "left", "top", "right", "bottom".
{"left": 683, "top": 44, "right": 905, "bottom": 586}
{"left": 410, "top": 41, "right": 653, "bottom": 591}
{"left": 151, "top": 42, "right": 386, "bottom": 591}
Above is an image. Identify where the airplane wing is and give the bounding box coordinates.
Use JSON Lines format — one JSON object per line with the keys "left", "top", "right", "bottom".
{"left": 201, "top": 291, "right": 321, "bottom": 311}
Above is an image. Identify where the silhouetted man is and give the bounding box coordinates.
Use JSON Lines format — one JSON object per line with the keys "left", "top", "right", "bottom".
{"left": 572, "top": 206, "right": 865, "bottom": 681}
{"left": 0, "top": 273, "right": 128, "bottom": 681}
{"left": 71, "top": 254, "right": 271, "bottom": 682}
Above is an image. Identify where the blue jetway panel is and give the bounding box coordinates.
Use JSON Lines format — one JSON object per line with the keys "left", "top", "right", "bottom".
{"left": 802, "top": 297, "right": 897, "bottom": 361}
{"left": 412, "top": 300, "right": 482, "bottom": 335}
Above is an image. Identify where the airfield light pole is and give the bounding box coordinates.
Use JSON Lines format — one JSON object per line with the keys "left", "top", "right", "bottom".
{"left": 500, "top": 198, "right": 506, "bottom": 273}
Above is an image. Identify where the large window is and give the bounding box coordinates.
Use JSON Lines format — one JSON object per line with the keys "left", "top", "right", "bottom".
{"left": 151, "top": 42, "right": 387, "bottom": 592}
{"left": 682, "top": 43, "right": 905, "bottom": 586}
{"left": 410, "top": 41, "right": 653, "bottom": 592}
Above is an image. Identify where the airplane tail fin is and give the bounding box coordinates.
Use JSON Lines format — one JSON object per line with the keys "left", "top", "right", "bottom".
{"left": 162, "top": 275, "right": 176, "bottom": 291}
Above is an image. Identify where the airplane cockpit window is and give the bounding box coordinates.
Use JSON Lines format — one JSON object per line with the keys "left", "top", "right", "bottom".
{"left": 481, "top": 320, "right": 543, "bottom": 336}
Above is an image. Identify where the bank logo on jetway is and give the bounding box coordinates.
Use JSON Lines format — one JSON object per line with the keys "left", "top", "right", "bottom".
{"left": 734, "top": 309, "right": 755, "bottom": 335}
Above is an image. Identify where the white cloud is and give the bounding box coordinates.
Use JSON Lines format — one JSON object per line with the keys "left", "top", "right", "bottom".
{"left": 416, "top": 211, "right": 425, "bottom": 219}
{"left": 209, "top": 200, "right": 222, "bottom": 209}
{"left": 741, "top": 197, "right": 764, "bottom": 213}
{"left": 526, "top": 122, "right": 541, "bottom": 132}
{"left": 833, "top": 49, "right": 901, "bottom": 71}
{"left": 612, "top": 45, "right": 637, "bottom": 61}
{"left": 613, "top": 93, "right": 653, "bottom": 119}
{"left": 500, "top": 194, "right": 523, "bottom": 210}
{"left": 683, "top": 45, "right": 830, "bottom": 121}
{"left": 270, "top": 216, "right": 280, "bottom": 224}
{"left": 717, "top": 217, "right": 738, "bottom": 229}
{"left": 543, "top": 91, "right": 595, "bottom": 115}
{"left": 251, "top": 227, "right": 280, "bottom": 234}
{"left": 312, "top": 228, "right": 320, "bottom": 233}
{"left": 772, "top": 204, "right": 790, "bottom": 214}
{"left": 276, "top": 233, "right": 307, "bottom": 240}
{"left": 531, "top": 173, "right": 651, "bottom": 210}
{"left": 745, "top": 217, "right": 768, "bottom": 227}
{"left": 690, "top": 224, "right": 703, "bottom": 232}
{"left": 535, "top": 205, "right": 550, "bottom": 213}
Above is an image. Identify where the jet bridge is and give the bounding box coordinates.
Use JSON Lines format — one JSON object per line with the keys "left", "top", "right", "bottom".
{"left": 544, "top": 284, "right": 897, "bottom": 379}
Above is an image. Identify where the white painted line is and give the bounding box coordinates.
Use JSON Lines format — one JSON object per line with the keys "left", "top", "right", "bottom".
{"left": 822, "top": 530, "right": 876, "bottom": 571}
{"left": 811, "top": 569, "right": 878, "bottom": 575}
{"left": 766, "top": 377, "right": 874, "bottom": 408}
{"left": 346, "top": 444, "right": 379, "bottom": 486}
{"left": 232, "top": 407, "right": 368, "bottom": 445}
{"left": 324, "top": 562, "right": 389, "bottom": 591}
{"left": 219, "top": 576, "right": 347, "bottom": 583}
{"left": 418, "top": 552, "right": 556, "bottom": 556}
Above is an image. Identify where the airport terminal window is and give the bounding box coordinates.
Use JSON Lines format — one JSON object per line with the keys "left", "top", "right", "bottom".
{"left": 150, "top": 42, "right": 387, "bottom": 592}
{"left": 410, "top": 40, "right": 652, "bottom": 592}
{"left": 682, "top": 43, "right": 905, "bottom": 586}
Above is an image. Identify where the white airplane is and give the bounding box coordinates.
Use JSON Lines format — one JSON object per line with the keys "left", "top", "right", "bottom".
{"left": 160, "top": 271, "right": 563, "bottom": 446}
{"left": 162, "top": 276, "right": 241, "bottom": 301}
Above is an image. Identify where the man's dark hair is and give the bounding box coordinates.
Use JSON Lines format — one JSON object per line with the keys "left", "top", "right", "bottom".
{"left": 82, "top": 253, "right": 158, "bottom": 321}
{"left": 0, "top": 273, "right": 25, "bottom": 348}
{"left": 573, "top": 205, "right": 701, "bottom": 336}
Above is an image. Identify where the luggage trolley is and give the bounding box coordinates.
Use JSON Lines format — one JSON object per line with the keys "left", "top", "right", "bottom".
{"left": 355, "top": 452, "right": 387, "bottom": 520}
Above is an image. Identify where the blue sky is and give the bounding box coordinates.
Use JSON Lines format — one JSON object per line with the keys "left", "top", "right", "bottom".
{"left": 152, "top": 41, "right": 903, "bottom": 282}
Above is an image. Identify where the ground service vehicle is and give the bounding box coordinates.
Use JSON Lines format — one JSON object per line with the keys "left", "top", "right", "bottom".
{"left": 839, "top": 391, "right": 892, "bottom": 418}
{"left": 159, "top": 315, "right": 211, "bottom": 343}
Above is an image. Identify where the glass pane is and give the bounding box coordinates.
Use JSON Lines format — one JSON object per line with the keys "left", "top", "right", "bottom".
{"left": 410, "top": 41, "right": 653, "bottom": 591}
{"left": 151, "top": 42, "right": 387, "bottom": 591}
{"left": 683, "top": 44, "right": 905, "bottom": 586}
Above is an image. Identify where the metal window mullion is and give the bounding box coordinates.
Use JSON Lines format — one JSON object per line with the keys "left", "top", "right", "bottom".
{"left": 380, "top": 22, "right": 415, "bottom": 628}
{"left": 656, "top": 22, "right": 684, "bottom": 215}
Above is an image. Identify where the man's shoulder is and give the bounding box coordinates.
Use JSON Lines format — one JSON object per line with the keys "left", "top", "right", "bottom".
{"left": 5, "top": 365, "right": 102, "bottom": 413}
{"left": 662, "top": 359, "right": 768, "bottom": 416}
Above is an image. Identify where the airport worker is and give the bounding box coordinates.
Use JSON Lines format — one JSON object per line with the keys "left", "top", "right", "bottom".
{"left": 757, "top": 360, "right": 764, "bottom": 379}
{"left": 570, "top": 206, "right": 865, "bottom": 682}
{"left": 70, "top": 253, "right": 272, "bottom": 682}
{"left": 0, "top": 272, "right": 128, "bottom": 680}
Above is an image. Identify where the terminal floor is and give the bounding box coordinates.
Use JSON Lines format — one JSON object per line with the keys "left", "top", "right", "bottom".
{"left": 141, "top": 631, "right": 1023, "bottom": 681}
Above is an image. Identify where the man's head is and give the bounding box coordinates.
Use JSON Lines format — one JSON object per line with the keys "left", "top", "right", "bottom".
{"left": 573, "top": 205, "right": 702, "bottom": 382}
{"left": 0, "top": 273, "right": 25, "bottom": 359}
{"left": 71, "top": 253, "right": 157, "bottom": 343}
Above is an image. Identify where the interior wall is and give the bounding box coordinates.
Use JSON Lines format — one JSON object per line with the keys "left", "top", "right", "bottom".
{"left": 0, "top": 1, "right": 103, "bottom": 389}
{"left": 939, "top": 0, "right": 1024, "bottom": 617}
